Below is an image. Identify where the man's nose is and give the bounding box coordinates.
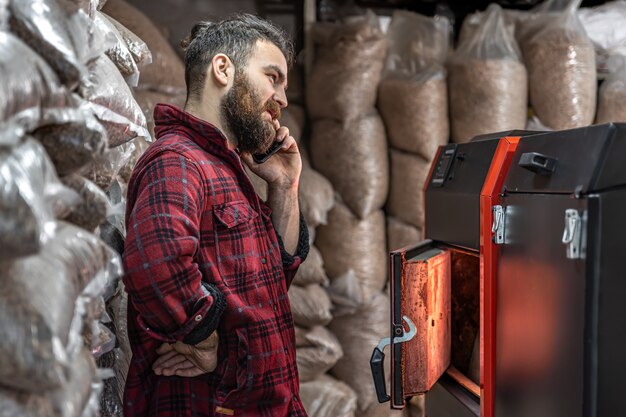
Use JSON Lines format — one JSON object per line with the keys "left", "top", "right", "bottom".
{"left": 274, "top": 89, "right": 288, "bottom": 108}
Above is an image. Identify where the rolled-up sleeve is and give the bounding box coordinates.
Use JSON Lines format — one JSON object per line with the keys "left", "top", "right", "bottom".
{"left": 122, "top": 151, "right": 225, "bottom": 344}
{"left": 275, "top": 213, "right": 310, "bottom": 288}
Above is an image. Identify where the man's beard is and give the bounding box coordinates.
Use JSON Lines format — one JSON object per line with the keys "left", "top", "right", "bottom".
{"left": 221, "top": 71, "right": 281, "bottom": 154}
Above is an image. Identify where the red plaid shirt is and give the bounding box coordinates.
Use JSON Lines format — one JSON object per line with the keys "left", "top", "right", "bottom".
{"left": 122, "top": 104, "right": 309, "bottom": 417}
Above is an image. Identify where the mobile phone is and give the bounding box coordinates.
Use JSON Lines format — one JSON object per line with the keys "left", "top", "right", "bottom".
{"left": 252, "top": 140, "right": 283, "bottom": 164}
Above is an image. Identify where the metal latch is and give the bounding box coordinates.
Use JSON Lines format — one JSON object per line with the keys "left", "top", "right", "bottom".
{"left": 562, "top": 209, "right": 586, "bottom": 259}
{"left": 492, "top": 205, "right": 505, "bottom": 244}
{"left": 370, "top": 316, "right": 417, "bottom": 403}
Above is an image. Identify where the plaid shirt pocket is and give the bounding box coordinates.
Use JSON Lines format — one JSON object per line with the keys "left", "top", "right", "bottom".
{"left": 213, "top": 200, "right": 260, "bottom": 288}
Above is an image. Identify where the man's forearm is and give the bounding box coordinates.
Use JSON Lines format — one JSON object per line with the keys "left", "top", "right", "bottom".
{"left": 267, "top": 184, "right": 300, "bottom": 254}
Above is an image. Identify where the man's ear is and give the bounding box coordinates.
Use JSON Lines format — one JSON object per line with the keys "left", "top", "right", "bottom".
{"left": 210, "top": 53, "right": 233, "bottom": 87}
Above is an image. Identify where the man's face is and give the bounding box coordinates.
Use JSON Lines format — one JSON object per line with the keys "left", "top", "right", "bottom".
{"left": 220, "top": 40, "right": 288, "bottom": 154}
{"left": 220, "top": 70, "right": 280, "bottom": 154}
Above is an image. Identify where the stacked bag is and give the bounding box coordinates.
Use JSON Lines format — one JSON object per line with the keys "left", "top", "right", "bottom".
{"left": 0, "top": 0, "right": 153, "bottom": 415}
{"left": 306, "top": 10, "right": 414, "bottom": 417}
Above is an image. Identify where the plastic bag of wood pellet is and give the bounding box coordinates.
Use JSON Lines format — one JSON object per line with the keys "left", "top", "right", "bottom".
{"left": 0, "top": 348, "right": 98, "bottom": 417}
{"left": 448, "top": 4, "right": 528, "bottom": 143}
{"left": 32, "top": 103, "right": 108, "bottom": 176}
{"left": 387, "top": 149, "right": 432, "bottom": 228}
{"left": 102, "top": 0, "right": 185, "bottom": 93}
{"left": 300, "top": 374, "right": 357, "bottom": 417}
{"left": 93, "top": 11, "right": 140, "bottom": 86}
{"left": 299, "top": 167, "right": 334, "bottom": 228}
{"left": 329, "top": 291, "right": 390, "bottom": 412}
{"left": 0, "top": 222, "right": 121, "bottom": 392}
{"left": 288, "top": 284, "right": 333, "bottom": 328}
{"left": 387, "top": 216, "right": 422, "bottom": 252}
{"left": 0, "top": 33, "right": 68, "bottom": 145}
{"left": 81, "top": 55, "right": 150, "bottom": 146}
{"left": 307, "top": 12, "right": 387, "bottom": 122}
{"left": 296, "top": 326, "right": 343, "bottom": 382}
{"left": 61, "top": 174, "right": 113, "bottom": 231}
{"left": 106, "top": 14, "right": 152, "bottom": 68}
{"left": 293, "top": 245, "right": 329, "bottom": 286}
{"left": 8, "top": 0, "right": 107, "bottom": 88}
{"left": 596, "top": 56, "right": 626, "bottom": 123}
{"left": 316, "top": 202, "right": 387, "bottom": 304}
{"left": 310, "top": 114, "right": 388, "bottom": 219}
{"left": 81, "top": 139, "right": 135, "bottom": 190}
{"left": 378, "top": 11, "right": 449, "bottom": 159}
{"left": 0, "top": 139, "right": 80, "bottom": 260}
{"left": 519, "top": 0, "right": 596, "bottom": 130}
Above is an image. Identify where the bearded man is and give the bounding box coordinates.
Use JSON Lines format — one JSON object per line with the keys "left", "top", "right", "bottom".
{"left": 121, "top": 14, "right": 309, "bottom": 417}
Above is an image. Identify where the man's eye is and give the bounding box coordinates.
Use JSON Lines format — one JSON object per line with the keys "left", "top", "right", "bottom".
{"left": 268, "top": 74, "right": 276, "bottom": 83}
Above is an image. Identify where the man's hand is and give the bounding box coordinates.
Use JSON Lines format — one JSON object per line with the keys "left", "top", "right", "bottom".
{"left": 241, "top": 122, "right": 302, "bottom": 190}
{"left": 152, "top": 331, "right": 219, "bottom": 377}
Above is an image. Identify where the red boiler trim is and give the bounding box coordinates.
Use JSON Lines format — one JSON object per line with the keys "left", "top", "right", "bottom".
{"left": 479, "top": 136, "right": 520, "bottom": 417}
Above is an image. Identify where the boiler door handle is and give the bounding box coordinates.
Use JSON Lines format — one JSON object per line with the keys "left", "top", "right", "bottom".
{"left": 519, "top": 152, "right": 557, "bottom": 175}
{"left": 370, "top": 345, "right": 390, "bottom": 403}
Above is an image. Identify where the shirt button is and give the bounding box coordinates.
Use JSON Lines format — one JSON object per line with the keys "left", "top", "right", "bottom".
{"left": 284, "top": 347, "right": 288, "bottom": 353}
{"left": 194, "top": 314, "right": 203, "bottom": 321}
{"left": 273, "top": 304, "right": 278, "bottom": 311}
{"left": 261, "top": 258, "right": 267, "bottom": 264}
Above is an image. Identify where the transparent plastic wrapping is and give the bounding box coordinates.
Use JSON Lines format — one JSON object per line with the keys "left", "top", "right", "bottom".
{"left": 80, "top": 55, "right": 150, "bottom": 146}
{"left": 296, "top": 326, "right": 343, "bottom": 382}
{"left": 0, "top": 139, "right": 79, "bottom": 260}
{"left": 459, "top": 9, "right": 527, "bottom": 46}
{"left": 288, "top": 284, "right": 333, "bottom": 328}
{"left": 384, "top": 10, "right": 449, "bottom": 78}
{"left": 0, "top": 33, "right": 67, "bottom": 144}
{"left": 387, "top": 216, "right": 422, "bottom": 253}
{"left": 299, "top": 167, "right": 334, "bottom": 228}
{"left": 0, "top": 222, "right": 121, "bottom": 391}
{"left": 300, "top": 374, "right": 357, "bottom": 417}
{"left": 8, "top": 0, "right": 95, "bottom": 88}
{"left": 61, "top": 174, "right": 111, "bottom": 231}
{"left": 448, "top": 4, "right": 528, "bottom": 143}
{"left": 316, "top": 202, "right": 387, "bottom": 305}
{"left": 33, "top": 104, "right": 108, "bottom": 176}
{"left": 93, "top": 11, "right": 140, "bottom": 86}
{"left": 101, "top": 0, "right": 185, "bottom": 93}
{"left": 387, "top": 149, "right": 432, "bottom": 228}
{"left": 118, "top": 135, "right": 149, "bottom": 183}
{"left": 596, "top": 56, "right": 626, "bottom": 123}
{"left": 307, "top": 13, "right": 388, "bottom": 121}
{"left": 326, "top": 269, "right": 364, "bottom": 317}
{"left": 579, "top": 1, "right": 626, "bottom": 79}
{"left": 381, "top": 10, "right": 449, "bottom": 159}
{"left": 105, "top": 14, "right": 152, "bottom": 68}
{"left": 81, "top": 140, "right": 135, "bottom": 190}
{"left": 310, "top": 114, "right": 388, "bottom": 219}
{"left": 86, "top": 321, "right": 117, "bottom": 358}
{"left": 520, "top": 0, "right": 597, "bottom": 130}
{"left": 292, "top": 245, "right": 329, "bottom": 287}
{"left": 329, "top": 291, "right": 390, "bottom": 412}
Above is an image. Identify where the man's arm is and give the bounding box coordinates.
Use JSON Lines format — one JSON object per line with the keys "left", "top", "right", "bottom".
{"left": 123, "top": 151, "right": 225, "bottom": 345}
{"left": 267, "top": 183, "right": 299, "bottom": 254}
